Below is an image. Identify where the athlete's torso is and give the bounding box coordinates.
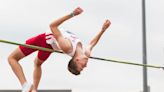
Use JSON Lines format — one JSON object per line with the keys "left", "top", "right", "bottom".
{"left": 45, "top": 27, "right": 82, "bottom": 57}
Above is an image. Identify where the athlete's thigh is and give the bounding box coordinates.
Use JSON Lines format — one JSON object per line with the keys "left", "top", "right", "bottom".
{"left": 37, "top": 50, "right": 52, "bottom": 63}
{"left": 9, "top": 47, "right": 26, "bottom": 61}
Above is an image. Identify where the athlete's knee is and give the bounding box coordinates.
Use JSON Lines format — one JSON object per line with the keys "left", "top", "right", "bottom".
{"left": 8, "top": 53, "right": 22, "bottom": 64}
{"left": 34, "top": 58, "right": 44, "bottom": 67}
{"left": 8, "top": 48, "right": 25, "bottom": 64}
{"left": 8, "top": 55, "right": 16, "bottom": 65}
{"left": 34, "top": 61, "right": 43, "bottom": 67}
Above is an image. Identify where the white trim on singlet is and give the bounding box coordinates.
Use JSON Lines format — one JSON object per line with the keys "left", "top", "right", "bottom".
{"left": 45, "top": 27, "right": 82, "bottom": 57}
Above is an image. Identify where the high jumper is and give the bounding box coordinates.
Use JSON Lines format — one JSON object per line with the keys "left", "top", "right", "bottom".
{"left": 7, "top": 7, "right": 111, "bottom": 92}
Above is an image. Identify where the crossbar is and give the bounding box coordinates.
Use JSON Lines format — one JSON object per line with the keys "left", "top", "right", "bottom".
{"left": 0, "top": 39, "right": 163, "bottom": 69}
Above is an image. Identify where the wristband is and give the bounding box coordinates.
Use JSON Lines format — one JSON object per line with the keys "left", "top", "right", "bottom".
{"left": 70, "top": 12, "right": 75, "bottom": 17}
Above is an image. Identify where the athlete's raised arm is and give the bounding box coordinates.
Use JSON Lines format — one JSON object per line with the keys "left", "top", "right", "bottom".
{"left": 50, "top": 7, "right": 83, "bottom": 29}
{"left": 85, "top": 20, "right": 111, "bottom": 57}
{"left": 49, "top": 7, "right": 83, "bottom": 53}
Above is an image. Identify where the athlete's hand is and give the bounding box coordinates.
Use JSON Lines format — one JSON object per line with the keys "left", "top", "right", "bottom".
{"left": 73, "top": 7, "right": 83, "bottom": 16}
{"left": 102, "top": 19, "right": 111, "bottom": 31}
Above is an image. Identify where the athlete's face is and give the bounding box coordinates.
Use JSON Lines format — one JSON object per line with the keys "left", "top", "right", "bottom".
{"left": 75, "top": 56, "right": 88, "bottom": 72}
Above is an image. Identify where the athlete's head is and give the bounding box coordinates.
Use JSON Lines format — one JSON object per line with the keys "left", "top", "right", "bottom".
{"left": 68, "top": 55, "right": 88, "bottom": 75}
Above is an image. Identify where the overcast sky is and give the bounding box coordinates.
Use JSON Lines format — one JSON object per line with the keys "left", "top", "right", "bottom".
{"left": 0, "top": 0, "right": 164, "bottom": 92}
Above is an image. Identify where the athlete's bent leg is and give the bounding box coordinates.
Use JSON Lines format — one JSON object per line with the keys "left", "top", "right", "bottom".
{"left": 8, "top": 48, "right": 27, "bottom": 86}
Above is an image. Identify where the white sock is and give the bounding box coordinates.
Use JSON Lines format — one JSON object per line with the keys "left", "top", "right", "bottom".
{"left": 22, "top": 82, "right": 32, "bottom": 92}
